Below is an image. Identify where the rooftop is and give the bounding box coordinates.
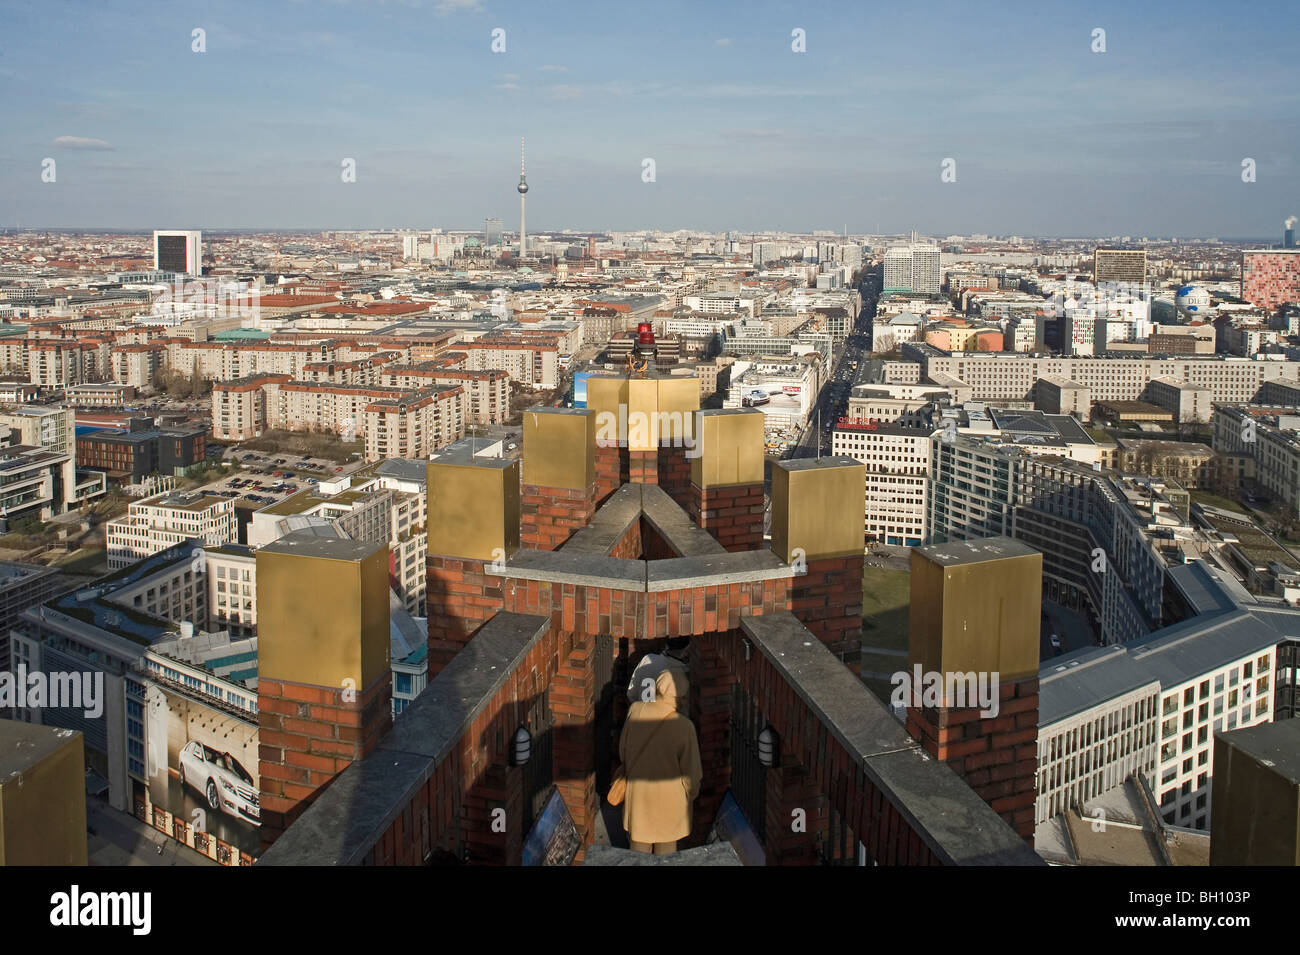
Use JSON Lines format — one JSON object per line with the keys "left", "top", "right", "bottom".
{"left": 258, "top": 530, "right": 384, "bottom": 562}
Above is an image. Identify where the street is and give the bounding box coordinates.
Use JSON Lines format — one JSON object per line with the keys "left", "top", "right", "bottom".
{"left": 787, "top": 277, "right": 877, "bottom": 459}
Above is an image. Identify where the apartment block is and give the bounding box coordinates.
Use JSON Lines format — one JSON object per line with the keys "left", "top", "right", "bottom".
{"left": 364, "top": 385, "right": 465, "bottom": 461}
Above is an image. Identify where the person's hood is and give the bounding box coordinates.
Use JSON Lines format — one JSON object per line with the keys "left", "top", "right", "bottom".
{"left": 655, "top": 666, "right": 687, "bottom": 706}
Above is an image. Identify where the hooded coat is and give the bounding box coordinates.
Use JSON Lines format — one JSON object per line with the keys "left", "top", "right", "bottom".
{"left": 618, "top": 667, "right": 703, "bottom": 845}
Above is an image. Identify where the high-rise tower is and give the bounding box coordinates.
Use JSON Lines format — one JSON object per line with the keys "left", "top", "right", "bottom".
{"left": 517, "top": 137, "right": 529, "bottom": 259}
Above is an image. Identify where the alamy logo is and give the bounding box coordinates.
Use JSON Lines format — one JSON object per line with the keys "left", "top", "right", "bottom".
{"left": 0, "top": 665, "right": 103, "bottom": 718}
{"left": 595, "top": 405, "right": 705, "bottom": 458}
{"left": 50, "top": 885, "right": 151, "bottom": 935}
{"left": 889, "top": 666, "right": 1000, "bottom": 718}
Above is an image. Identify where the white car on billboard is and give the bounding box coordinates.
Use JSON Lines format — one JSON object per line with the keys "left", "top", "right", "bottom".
{"left": 179, "top": 740, "right": 260, "bottom": 825}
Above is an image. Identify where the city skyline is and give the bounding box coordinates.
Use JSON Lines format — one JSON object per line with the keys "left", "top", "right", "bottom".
{"left": 0, "top": 0, "right": 1296, "bottom": 235}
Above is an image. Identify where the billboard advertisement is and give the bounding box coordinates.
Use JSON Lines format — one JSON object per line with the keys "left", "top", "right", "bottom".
{"left": 144, "top": 685, "right": 261, "bottom": 858}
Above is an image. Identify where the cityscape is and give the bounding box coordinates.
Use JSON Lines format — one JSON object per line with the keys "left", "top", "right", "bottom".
{"left": 0, "top": 0, "right": 1296, "bottom": 923}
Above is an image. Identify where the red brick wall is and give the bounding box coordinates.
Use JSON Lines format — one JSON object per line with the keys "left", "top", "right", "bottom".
{"left": 689, "top": 483, "right": 765, "bottom": 552}
{"left": 688, "top": 633, "right": 733, "bottom": 842}
{"left": 628, "top": 449, "right": 658, "bottom": 484}
{"left": 906, "top": 676, "right": 1039, "bottom": 843}
{"left": 552, "top": 633, "right": 598, "bottom": 861}
{"left": 501, "top": 575, "right": 790, "bottom": 640}
{"left": 258, "top": 671, "right": 392, "bottom": 851}
{"left": 427, "top": 555, "right": 504, "bottom": 678}
{"left": 707, "top": 630, "right": 941, "bottom": 865}
{"left": 609, "top": 517, "right": 642, "bottom": 559}
{"left": 765, "top": 757, "right": 830, "bottom": 865}
{"left": 791, "top": 556, "right": 864, "bottom": 673}
{"left": 594, "top": 444, "right": 624, "bottom": 503}
{"left": 659, "top": 445, "right": 693, "bottom": 511}
{"left": 365, "top": 628, "right": 568, "bottom": 865}
{"left": 521, "top": 483, "right": 596, "bottom": 551}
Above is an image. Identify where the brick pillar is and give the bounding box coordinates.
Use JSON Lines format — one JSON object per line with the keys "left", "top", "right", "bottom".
{"left": 792, "top": 557, "right": 864, "bottom": 674}
{"left": 427, "top": 556, "right": 504, "bottom": 678}
{"left": 521, "top": 407, "right": 597, "bottom": 550}
{"left": 906, "top": 675, "right": 1039, "bottom": 842}
{"left": 905, "top": 537, "right": 1043, "bottom": 844}
{"left": 254, "top": 534, "right": 393, "bottom": 853}
{"left": 689, "top": 632, "right": 735, "bottom": 843}
{"left": 594, "top": 444, "right": 624, "bottom": 504}
{"left": 770, "top": 457, "right": 866, "bottom": 672}
{"left": 521, "top": 485, "right": 597, "bottom": 550}
{"left": 587, "top": 376, "right": 628, "bottom": 504}
{"left": 690, "top": 484, "right": 766, "bottom": 552}
{"left": 690, "top": 409, "right": 766, "bottom": 552}
{"left": 659, "top": 444, "right": 693, "bottom": 511}
{"left": 426, "top": 450, "right": 519, "bottom": 675}
{"left": 552, "top": 633, "right": 597, "bottom": 861}
{"left": 257, "top": 672, "right": 391, "bottom": 849}
{"left": 628, "top": 449, "right": 658, "bottom": 484}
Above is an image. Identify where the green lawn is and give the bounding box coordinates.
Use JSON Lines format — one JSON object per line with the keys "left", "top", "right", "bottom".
{"left": 51, "top": 547, "right": 109, "bottom": 577}
{"left": 1189, "top": 489, "right": 1245, "bottom": 513}
{"left": 860, "top": 565, "right": 911, "bottom": 706}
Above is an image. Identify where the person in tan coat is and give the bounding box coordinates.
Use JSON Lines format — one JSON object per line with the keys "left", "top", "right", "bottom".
{"left": 618, "top": 666, "right": 703, "bottom": 854}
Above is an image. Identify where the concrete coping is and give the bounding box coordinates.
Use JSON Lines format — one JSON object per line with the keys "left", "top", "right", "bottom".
{"left": 639, "top": 485, "right": 729, "bottom": 558}
{"left": 563, "top": 484, "right": 642, "bottom": 556}
{"left": 489, "top": 547, "right": 646, "bottom": 591}
{"left": 257, "top": 611, "right": 552, "bottom": 866}
{"left": 738, "top": 613, "right": 1044, "bottom": 867}
{"left": 491, "top": 547, "right": 794, "bottom": 594}
{"left": 646, "top": 551, "right": 794, "bottom": 592}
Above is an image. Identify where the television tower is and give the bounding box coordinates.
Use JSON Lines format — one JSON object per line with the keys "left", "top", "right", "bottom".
{"left": 517, "top": 137, "right": 529, "bottom": 260}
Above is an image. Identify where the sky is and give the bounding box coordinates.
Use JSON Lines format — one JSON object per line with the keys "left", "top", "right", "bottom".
{"left": 0, "top": 0, "right": 1297, "bottom": 237}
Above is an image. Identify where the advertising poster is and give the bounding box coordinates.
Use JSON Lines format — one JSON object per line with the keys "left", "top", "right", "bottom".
{"left": 144, "top": 685, "right": 261, "bottom": 857}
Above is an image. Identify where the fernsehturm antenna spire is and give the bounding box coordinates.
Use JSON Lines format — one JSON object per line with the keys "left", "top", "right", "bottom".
{"left": 517, "top": 137, "right": 529, "bottom": 260}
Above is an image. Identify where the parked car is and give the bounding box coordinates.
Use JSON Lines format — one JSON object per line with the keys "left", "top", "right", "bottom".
{"left": 178, "top": 740, "right": 260, "bottom": 825}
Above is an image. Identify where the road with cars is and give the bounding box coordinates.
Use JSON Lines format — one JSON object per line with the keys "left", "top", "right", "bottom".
{"left": 787, "top": 277, "right": 878, "bottom": 460}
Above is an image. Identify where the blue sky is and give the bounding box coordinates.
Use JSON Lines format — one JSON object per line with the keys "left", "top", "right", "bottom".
{"left": 0, "top": 0, "right": 1297, "bottom": 236}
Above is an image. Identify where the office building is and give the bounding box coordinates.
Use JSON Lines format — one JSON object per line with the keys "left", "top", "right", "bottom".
{"left": 484, "top": 217, "right": 503, "bottom": 247}
{"left": 833, "top": 421, "right": 930, "bottom": 546}
{"left": 1093, "top": 248, "right": 1146, "bottom": 286}
{"left": 153, "top": 230, "right": 202, "bottom": 275}
{"left": 106, "top": 491, "right": 236, "bottom": 569}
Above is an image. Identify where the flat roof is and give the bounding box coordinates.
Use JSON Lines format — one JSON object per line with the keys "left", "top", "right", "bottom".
{"left": 1216, "top": 719, "right": 1300, "bottom": 784}
{"left": 914, "top": 536, "right": 1039, "bottom": 567}
{"left": 0, "top": 721, "right": 79, "bottom": 780}
{"left": 259, "top": 531, "right": 383, "bottom": 562}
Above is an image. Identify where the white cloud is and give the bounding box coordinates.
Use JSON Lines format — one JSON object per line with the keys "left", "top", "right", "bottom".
{"left": 715, "top": 38, "right": 732, "bottom": 47}
{"left": 434, "top": 0, "right": 483, "bottom": 13}
{"left": 52, "top": 136, "right": 113, "bottom": 151}
{"left": 539, "top": 65, "right": 568, "bottom": 73}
